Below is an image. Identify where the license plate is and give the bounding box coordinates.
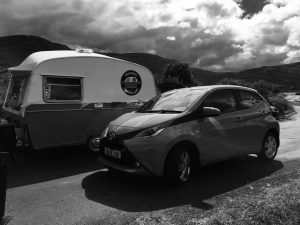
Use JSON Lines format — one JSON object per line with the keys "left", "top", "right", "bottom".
{"left": 104, "top": 147, "right": 121, "bottom": 159}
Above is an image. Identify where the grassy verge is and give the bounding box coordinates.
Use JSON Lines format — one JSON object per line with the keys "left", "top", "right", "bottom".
{"left": 162, "top": 167, "right": 300, "bottom": 225}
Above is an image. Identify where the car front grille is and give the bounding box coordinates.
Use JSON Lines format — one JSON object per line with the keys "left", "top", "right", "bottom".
{"left": 99, "top": 136, "right": 137, "bottom": 167}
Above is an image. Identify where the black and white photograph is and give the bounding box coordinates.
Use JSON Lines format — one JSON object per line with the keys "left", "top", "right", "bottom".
{"left": 0, "top": 0, "right": 299, "bottom": 224}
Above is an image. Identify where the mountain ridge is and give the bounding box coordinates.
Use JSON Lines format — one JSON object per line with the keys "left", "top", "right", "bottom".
{"left": 0, "top": 35, "right": 299, "bottom": 89}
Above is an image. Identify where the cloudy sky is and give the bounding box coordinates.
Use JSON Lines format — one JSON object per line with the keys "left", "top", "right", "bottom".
{"left": 1, "top": 0, "right": 300, "bottom": 71}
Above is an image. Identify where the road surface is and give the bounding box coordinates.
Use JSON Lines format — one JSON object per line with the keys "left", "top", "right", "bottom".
{"left": 4, "top": 106, "right": 300, "bottom": 225}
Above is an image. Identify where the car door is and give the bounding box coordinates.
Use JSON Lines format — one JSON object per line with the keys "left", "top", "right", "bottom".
{"left": 197, "top": 89, "right": 245, "bottom": 164}
{"left": 235, "top": 90, "right": 271, "bottom": 153}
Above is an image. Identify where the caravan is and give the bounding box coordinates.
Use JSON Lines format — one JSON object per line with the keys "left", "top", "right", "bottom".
{"left": 0, "top": 50, "right": 157, "bottom": 151}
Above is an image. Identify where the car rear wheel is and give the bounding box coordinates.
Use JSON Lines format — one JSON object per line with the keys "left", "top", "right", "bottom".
{"left": 259, "top": 132, "right": 278, "bottom": 161}
{"left": 164, "top": 146, "right": 192, "bottom": 186}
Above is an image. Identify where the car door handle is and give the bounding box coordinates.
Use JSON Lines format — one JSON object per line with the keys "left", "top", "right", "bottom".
{"left": 234, "top": 117, "right": 243, "bottom": 123}
{"left": 258, "top": 111, "right": 269, "bottom": 116}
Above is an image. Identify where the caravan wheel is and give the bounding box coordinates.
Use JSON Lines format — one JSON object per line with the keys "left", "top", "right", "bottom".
{"left": 87, "top": 136, "right": 101, "bottom": 153}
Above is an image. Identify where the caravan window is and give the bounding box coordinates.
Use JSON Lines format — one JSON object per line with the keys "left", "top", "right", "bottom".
{"left": 44, "top": 76, "right": 82, "bottom": 101}
{"left": 0, "top": 71, "right": 11, "bottom": 106}
{"left": 6, "top": 76, "right": 28, "bottom": 110}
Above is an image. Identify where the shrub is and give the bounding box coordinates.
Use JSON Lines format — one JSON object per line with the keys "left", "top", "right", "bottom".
{"left": 251, "top": 80, "right": 273, "bottom": 99}
{"left": 267, "top": 94, "right": 294, "bottom": 117}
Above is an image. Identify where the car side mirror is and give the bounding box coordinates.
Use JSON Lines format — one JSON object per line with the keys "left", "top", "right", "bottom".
{"left": 270, "top": 106, "right": 280, "bottom": 119}
{"left": 201, "top": 107, "right": 221, "bottom": 117}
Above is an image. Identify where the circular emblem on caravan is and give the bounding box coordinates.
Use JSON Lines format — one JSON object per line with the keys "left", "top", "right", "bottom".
{"left": 121, "top": 70, "right": 142, "bottom": 96}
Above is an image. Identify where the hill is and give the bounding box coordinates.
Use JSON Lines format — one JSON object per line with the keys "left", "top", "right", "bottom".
{"left": 189, "top": 62, "right": 300, "bottom": 90}
{"left": 102, "top": 52, "right": 178, "bottom": 80}
{"left": 0, "top": 35, "right": 70, "bottom": 70}
{"left": 0, "top": 35, "right": 299, "bottom": 90}
{"left": 227, "top": 63, "right": 300, "bottom": 89}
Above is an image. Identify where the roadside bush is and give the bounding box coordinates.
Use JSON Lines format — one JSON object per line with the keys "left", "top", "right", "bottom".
{"left": 251, "top": 80, "right": 273, "bottom": 98}
{"left": 267, "top": 94, "right": 294, "bottom": 117}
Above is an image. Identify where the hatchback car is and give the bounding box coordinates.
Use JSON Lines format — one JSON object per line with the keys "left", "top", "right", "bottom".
{"left": 98, "top": 85, "right": 280, "bottom": 186}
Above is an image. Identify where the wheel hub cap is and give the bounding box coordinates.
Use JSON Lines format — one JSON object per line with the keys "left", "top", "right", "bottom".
{"left": 179, "top": 151, "right": 191, "bottom": 182}
{"left": 265, "top": 136, "right": 277, "bottom": 158}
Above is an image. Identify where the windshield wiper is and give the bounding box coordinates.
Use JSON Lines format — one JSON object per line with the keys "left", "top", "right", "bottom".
{"left": 138, "top": 109, "right": 182, "bottom": 113}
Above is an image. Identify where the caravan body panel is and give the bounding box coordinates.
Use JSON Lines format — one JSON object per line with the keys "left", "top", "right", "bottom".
{"left": 2, "top": 50, "right": 157, "bottom": 150}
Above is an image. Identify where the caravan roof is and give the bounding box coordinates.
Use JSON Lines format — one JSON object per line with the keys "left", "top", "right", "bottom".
{"left": 9, "top": 50, "right": 143, "bottom": 72}
{"left": 4, "top": 50, "right": 157, "bottom": 105}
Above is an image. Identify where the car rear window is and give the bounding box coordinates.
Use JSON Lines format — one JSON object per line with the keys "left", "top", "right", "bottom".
{"left": 202, "top": 89, "right": 237, "bottom": 114}
{"left": 237, "top": 90, "right": 262, "bottom": 110}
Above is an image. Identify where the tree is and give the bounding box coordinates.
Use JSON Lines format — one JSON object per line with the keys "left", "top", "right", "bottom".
{"left": 165, "top": 63, "right": 198, "bottom": 86}
{"left": 157, "top": 63, "right": 200, "bottom": 92}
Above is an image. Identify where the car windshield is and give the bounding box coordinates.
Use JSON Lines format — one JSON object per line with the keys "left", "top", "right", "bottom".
{"left": 137, "top": 89, "right": 207, "bottom": 113}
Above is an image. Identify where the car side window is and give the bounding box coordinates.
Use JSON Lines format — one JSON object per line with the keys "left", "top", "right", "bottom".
{"left": 202, "top": 90, "right": 237, "bottom": 114}
{"left": 237, "top": 90, "right": 262, "bottom": 110}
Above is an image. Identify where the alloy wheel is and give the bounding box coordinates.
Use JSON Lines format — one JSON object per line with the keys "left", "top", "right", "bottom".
{"left": 178, "top": 151, "right": 191, "bottom": 182}
{"left": 264, "top": 136, "right": 277, "bottom": 159}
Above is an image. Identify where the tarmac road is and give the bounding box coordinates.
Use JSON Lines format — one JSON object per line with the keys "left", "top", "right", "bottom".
{"left": 4, "top": 106, "right": 300, "bottom": 225}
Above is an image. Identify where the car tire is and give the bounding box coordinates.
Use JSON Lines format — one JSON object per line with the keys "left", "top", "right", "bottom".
{"left": 164, "top": 145, "right": 192, "bottom": 186}
{"left": 258, "top": 132, "right": 278, "bottom": 161}
{"left": 87, "top": 136, "right": 101, "bottom": 153}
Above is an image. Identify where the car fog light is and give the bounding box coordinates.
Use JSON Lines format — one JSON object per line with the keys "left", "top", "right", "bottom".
{"left": 135, "top": 162, "right": 140, "bottom": 168}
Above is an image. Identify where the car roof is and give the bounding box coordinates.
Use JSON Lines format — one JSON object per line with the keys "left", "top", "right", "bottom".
{"left": 163, "top": 85, "right": 257, "bottom": 95}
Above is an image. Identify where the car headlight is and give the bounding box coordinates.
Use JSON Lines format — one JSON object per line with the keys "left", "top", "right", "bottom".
{"left": 101, "top": 126, "right": 109, "bottom": 138}
{"left": 135, "top": 124, "right": 167, "bottom": 138}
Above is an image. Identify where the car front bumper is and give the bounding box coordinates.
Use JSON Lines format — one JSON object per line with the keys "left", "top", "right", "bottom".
{"left": 98, "top": 131, "right": 172, "bottom": 176}
{"left": 98, "top": 154, "right": 151, "bottom": 175}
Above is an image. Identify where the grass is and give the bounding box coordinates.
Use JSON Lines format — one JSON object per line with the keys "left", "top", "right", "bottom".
{"left": 133, "top": 169, "right": 300, "bottom": 225}
{"left": 163, "top": 168, "right": 300, "bottom": 225}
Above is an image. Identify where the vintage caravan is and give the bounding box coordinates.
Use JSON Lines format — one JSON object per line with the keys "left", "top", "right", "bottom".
{"left": 0, "top": 50, "right": 157, "bottom": 151}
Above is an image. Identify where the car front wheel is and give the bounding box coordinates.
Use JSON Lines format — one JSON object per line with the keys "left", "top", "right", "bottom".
{"left": 164, "top": 146, "right": 192, "bottom": 186}
{"left": 259, "top": 132, "right": 278, "bottom": 161}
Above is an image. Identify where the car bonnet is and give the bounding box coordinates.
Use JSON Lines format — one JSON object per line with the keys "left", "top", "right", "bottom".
{"left": 111, "top": 111, "right": 179, "bottom": 129}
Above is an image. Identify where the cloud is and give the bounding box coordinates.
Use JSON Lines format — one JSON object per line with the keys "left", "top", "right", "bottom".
{"left": 0, "top": 0, "right": 300, "bottom": 71}
{"left": 166, "top": 36, "right": 176, "bottom": 41}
